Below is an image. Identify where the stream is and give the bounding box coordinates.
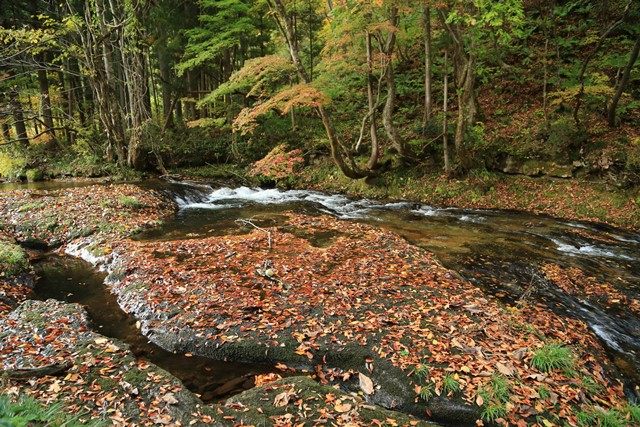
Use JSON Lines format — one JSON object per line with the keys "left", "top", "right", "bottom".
{"left": 4, "top": 179, "right": 639, "bottom": 402}
{"left": 156, "top": 182, "right": 640, "bottom": 397}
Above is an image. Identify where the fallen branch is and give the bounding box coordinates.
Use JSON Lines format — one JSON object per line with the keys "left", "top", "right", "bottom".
{"left": 2, "top": 361, "right": 72, "bottom": 379}
{"left": 235, "top": 219, "right": 272, "bottom": 249}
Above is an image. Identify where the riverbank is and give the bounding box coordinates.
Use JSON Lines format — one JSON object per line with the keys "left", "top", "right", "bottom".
{"left": 174, "top": 162, "right": 640, "bottom": 231}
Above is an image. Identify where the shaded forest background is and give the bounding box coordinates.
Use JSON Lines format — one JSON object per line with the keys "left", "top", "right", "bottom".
{"left": 0, "top": 0, "right": 639, "bottom": 186}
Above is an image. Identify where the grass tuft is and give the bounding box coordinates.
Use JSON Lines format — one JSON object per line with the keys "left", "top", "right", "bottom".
{"left": 531, "top": 343, "right": 574, "bottom": 373}
{"left": 442, "top": 374, "right": 461, "bottom": 395}
{"left": 577, "top": 407, "right": 625, "bottom": 427}
{"left": 0, "top": 394, "right": 102, "bottom": 426}
{"left": 418, "top": 383, "right": 434, "bottom": 401}
{"left": 117, "top": 196, "right": 144, "bottom": 209}
{"left": 482, "top": 404, "right": 507, "bottom": 422}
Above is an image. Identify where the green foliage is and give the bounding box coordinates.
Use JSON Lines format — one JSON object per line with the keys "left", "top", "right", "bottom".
{"left": 537, "top": 385, "right": 550, "bottom": 399}
{"left": 25, "top": 168, "right": 44, "bottom": 182}
{"left": 200, "top": 55, "right": 296, "bottom": 107}
{"left": 577, "top": 408, "right": 626, "bottom": 427}
{"left": 0, "top": 241, "right": 28, "bottom": 277}
{"left": 581, "top": 375, "right": 603, "bottom": 395}
{"left": 442, "top": 374, "right": 461, "bottom": 395}
{"left": 627, "top": 404, "right": 640, "bottom": 423}
{"left": 478, "top": 373, "right": 511, "bottom": 419}
{"left": 414, "top": 364, "right": 429, "bottom": 381}
{"left": 531, "top": 343, "right": 574, "bottom": 373}
{"left": 418, "top": 383, "right": 434, "bottom": 401}
{"left": 0, "top": 150, "right": 26, "bottom": 180}
{"left": 177, "top": 0, "right": 271, "bottom": 76}
{"left": 0, "top": 394, "right": 101, "bottom": 427}
{"left": 482, "top": 403, "right": 507, "bottom": 422}
{"left": 117, "top": 196, "right": 144, "bottom": 209}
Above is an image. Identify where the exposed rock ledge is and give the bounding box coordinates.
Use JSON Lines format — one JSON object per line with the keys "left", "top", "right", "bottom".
{"left": 0, "top": 299, "right": 431, "bottom": 426}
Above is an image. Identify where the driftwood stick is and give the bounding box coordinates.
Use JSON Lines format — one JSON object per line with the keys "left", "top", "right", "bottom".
{"left": 235, "top": 219, "right": 272, "bottom": 249}
{"left": 2, "top": 361, "right": 72, "bottom": 379}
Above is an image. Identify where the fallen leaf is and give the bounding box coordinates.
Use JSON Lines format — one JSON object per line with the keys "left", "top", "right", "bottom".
{"left": 359, "top": 372, "right": 375, "bottom": 395}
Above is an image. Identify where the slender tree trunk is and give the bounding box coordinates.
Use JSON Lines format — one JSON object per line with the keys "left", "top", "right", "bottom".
{"left": 422, "top": 3, "right": 432, "bottom": 129}
{"left": 454, "top": 54, "right": 476, "bottom": 160}
{"left": 157, "top": 44, "right": 174, "bottom": 128}
{"left": 58, "top": 69, "right": 72, "bottom": 143}
{"left": 1, "top": 123, "right": 11, "bottom": 143}
{"left": 573, "top": 2, "right": 630, "bottom": 125}
{"left": 542, "top": 38, "right": 549, "bottom": 128}
{"left": 270, "top": 0, "right": 368, "bottom": 179}
{"left": 443, "top": 50, "right": 450, "bottom": 174}
{"left": 9, "top": 88, "right": 29, "bottom": 148}
{"left": 69, "top": 59, "right": 86, "bottom": 126}
{"left": 27, "top": 91, "right": 39, "bottom": 135}
{"left": 607, "top": 34, "right": 640, "bottom": 127}
{"left": 382, "top": 6, "right": 408, "bottom": 159}
{"left": 366, "top": 28, "right": 379, "bottom": 170}
{"left": 38, "top": 56, "right": 57, "bottom": 148}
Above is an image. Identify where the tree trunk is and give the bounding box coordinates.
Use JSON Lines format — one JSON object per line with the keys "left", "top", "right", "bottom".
{"left": 9, "top": 88, "right": 29, "bottom": 148}
{"left": 443, "top": 50, "right": 450, "bottom": 174}
{"left": 454, "top": 54, "right": 477, "bottom": 161}
{"left": 270, "top": 0, "right": 368, "bottom": 179}
{"left": 422, "top": 3, "right": 432, "bottom": 129}
{"left": 1, "top": 123, "right": 11, "bottom": 143}
{"left": 573, "top": 2, "right": 630, "bottom": 125}
{"left": 382, "top": 6, "right": 408, "bottom": 160}
{"left": 37, "top": 61, "right": 56, "bottom": 149}
{"left": 542, "top": 38, "right": 549, "bottom": 128}
{"left": 157, "top": 44, "right": 174, "bottom": 128}
{"left": 607, "top": 34, "right": 640, "bottom": 127}
{"left": 366, "top": 28, "right": 379, "bottom": 171}
{"left": 69, "top": 59, "right": 86, "bottom": 126}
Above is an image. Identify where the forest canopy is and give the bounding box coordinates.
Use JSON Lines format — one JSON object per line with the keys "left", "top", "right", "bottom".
{"left": 0, "top": 0, "right": 639, "bottom": 184}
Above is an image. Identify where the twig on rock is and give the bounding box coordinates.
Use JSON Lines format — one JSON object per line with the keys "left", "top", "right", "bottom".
{"left": 235, "top": 219, "right": 272, "bottom": 249}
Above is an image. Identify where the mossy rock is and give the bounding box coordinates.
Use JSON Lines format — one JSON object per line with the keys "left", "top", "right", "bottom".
{"left": 0, "top": 240, "right": 29, "bottom": 277}
{"left": 226, "top": 376, "right": 436, "bottom": 426}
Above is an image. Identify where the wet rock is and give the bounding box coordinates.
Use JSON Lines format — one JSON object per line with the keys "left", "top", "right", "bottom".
{"left": 225, "top": 376, "right": 434, "bottom": 426}
{"left": 501, "top": 156, "right": 576, "bottom": 178}
{"left": 0, "top": 299, "right": 210, "bottom": 425}
{"left": 73, "top": 213, "right": 629, "bottom": 425}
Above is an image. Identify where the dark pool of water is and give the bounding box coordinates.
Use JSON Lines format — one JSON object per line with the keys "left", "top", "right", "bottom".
{"left": 33, "top": 254, "right": 274, "bottom": 402}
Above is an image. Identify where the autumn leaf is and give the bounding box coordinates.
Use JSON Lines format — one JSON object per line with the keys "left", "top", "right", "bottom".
{"left": 359, "top": 372, "right": 375, "bottom": 395}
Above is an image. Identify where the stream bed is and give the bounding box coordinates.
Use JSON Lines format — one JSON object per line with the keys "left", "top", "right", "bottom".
{"left": 10, "top": 179, "right": 640, "bottom": 402}
{"left": 156, "top": 182, "right": 640, "bottom": 397}
{"left": 32, "top": 254, "right": 275, "bottom": 402}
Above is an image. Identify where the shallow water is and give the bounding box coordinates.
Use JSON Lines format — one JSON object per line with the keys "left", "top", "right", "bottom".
{"left": 33, "top": 254, "right": 274, "bottom": 402}
{"left": 19, "top": 179, "right": 640, "bottom": 399}
{"left": 151, "top": 182, "right": 640, "bottom": 396}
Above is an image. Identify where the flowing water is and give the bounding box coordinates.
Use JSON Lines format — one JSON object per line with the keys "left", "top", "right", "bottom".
{"left": 154, "top": 181, "right": 640, "bottom": 398}
{"left": 4, "top": 179, "right": 639, "bottom": 400}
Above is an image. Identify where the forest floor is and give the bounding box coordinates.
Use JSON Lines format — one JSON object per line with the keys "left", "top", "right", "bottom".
{"left": 0, "top": 183, "right": 638, "bottom": 426}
